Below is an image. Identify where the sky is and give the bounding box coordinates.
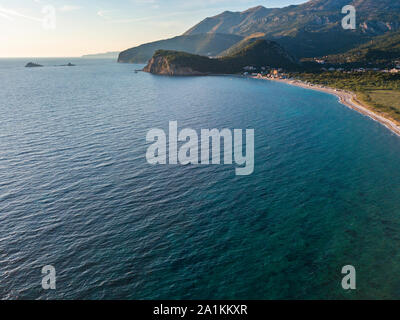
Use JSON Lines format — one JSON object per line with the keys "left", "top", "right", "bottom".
{"left": 0, "top": 0, "right": 307, "bottom": 57}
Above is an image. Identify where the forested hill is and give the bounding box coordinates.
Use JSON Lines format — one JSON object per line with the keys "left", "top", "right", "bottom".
{"left": 143, "top": 40, "right": 298, "bottom": 75}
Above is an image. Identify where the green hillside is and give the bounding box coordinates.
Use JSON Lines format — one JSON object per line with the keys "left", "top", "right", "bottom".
{"left": 218, "top": 35, "right": 264, "bottom": 57}
{"left": 118, "top": 33, "right": 243, "bottom": 63}
{"left": 293, "top": 71, "right": 400, "bottom": 122}
{"left": 323, "top": 31, "right": 400, "bottom": 66}
{"left": 219, "top": 39, "right": 297, "bottom": 69}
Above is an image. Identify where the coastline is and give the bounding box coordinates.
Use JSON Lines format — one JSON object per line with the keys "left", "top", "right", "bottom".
{"left": 255, "top": 77, "right": 400, "bottom": 138}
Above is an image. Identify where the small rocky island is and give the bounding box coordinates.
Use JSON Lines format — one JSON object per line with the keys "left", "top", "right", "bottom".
{"left": 25, "top": 62, "right": 43, "bottom": 68}
{"left": 25, "top": 62, "right": 77, "bottom": 68}
{"left": 143, "top": 39, "right": 298, "bottom": 76}
{"left": 60, "top": 63, "right": 76, "bottom": 67}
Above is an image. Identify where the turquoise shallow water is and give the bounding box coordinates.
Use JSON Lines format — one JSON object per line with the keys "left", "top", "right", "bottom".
{"left": 1, "top": 58, "right": 400, "bottom": 299}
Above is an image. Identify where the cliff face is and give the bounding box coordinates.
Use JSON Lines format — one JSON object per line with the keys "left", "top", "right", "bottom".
{"left": 143, "top": 55, "right": 206, "bottom": 76}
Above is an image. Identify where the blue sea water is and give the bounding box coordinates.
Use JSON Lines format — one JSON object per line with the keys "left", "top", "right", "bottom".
{"left": 1, "top": 58, "right": 400, "bottom": 300}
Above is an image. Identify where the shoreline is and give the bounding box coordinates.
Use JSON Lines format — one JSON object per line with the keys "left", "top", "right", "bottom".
{"left": 143, "top": 70, "right": 400, "bottom": 137}
{"left": 254, "top": 77, "right": 400, "bottom": 137}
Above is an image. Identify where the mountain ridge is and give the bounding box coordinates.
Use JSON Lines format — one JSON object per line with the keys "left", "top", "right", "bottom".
{"left": 118, "top": 33, "right": 243, "bottom": 63}
{"left": 119, "top": 0, "right": 400, "bottom": 64}
{"left": 183, "top": 0, "right": 400, "bottom": 58}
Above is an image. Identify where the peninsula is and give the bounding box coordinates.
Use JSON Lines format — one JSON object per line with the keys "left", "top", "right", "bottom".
{"left": 143, "top": 39, "right": 298, "bottom": 76}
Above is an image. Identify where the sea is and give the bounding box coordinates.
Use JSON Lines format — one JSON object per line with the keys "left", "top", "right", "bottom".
{"left": 1, "top": 58, "right": 400, "bottom": 299}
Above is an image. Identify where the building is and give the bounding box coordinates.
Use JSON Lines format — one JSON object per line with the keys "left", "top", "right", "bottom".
{"left": 243, "top": 66, "right": 256, "bottom": 71}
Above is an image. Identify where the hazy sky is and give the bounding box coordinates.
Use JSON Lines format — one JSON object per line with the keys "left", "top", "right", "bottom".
{"left": 1, "top": 0, "right": 307, "bottom": 57}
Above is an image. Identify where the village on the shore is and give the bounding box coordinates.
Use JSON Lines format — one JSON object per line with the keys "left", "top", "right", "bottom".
{"left": 243, "top": 66, "right": 290, "bottom": 79}
{"left": 242, "top": 58, "right": 400, "bottom": 80}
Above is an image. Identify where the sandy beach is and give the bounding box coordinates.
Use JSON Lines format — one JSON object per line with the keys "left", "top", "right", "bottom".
{"left": 254, "top": 77, "right": 400, "bottom": 137}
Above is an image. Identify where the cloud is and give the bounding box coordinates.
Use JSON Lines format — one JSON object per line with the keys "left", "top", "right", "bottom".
{"left": 0, "top": 6, "right": 42, "bottom": 22}
{"left": 97, "top": 9, "right": 151, "bottom": 23}
{"left": 132, "top": 0, "right": 158, "bottom": 4}
{"left": 0, "top": 11, "right": 13, "bottom": 21}
{"left": 97, "top": 10, "right": 114, "bottom": 19}
{"left": 97, "top": 10, "right": 149, "bottom": 23}
{"left": 131, "top": 0, "right": 159, "bottom": 9}
{"left": 59, "top": 5, "right": 82, "bottom": 12}
{"left": 97, "top": 9, "right": 125, "bottom": 19}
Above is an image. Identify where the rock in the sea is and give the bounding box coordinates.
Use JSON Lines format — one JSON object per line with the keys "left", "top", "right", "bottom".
{"left": 55, "top": 63, "right": 77, "bottom": 67}
{"left": 25, "top": 62, "right": 43, "bottom": 68}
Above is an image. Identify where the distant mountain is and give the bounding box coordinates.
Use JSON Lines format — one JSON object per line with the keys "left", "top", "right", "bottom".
{"left": 184, "top": 0, "right": 400, "bottom": 58}
{"left": 324, "top": 31, "right": 400, "bottom": 66}
{"left": 143, "top": 39, "right": 298, "bottom": 75}
{"left": 82, "top": 52, "right": 120, "bottom": 59}
{"left": 118, "top": 33, "right": 243, "bottom": 64}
